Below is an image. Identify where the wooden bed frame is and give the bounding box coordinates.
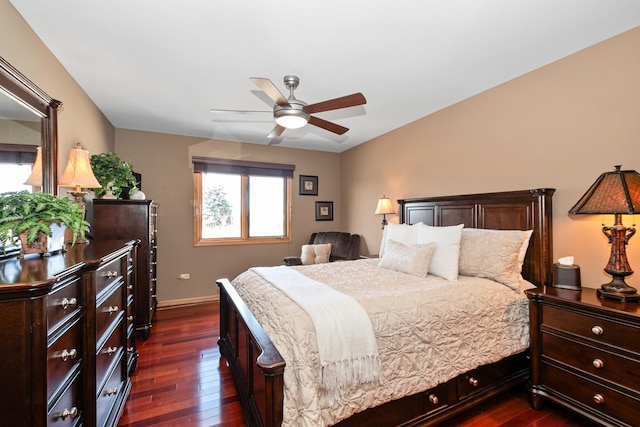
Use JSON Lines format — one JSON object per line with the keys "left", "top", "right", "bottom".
{"left": 217, "top": 188, "right": 555, "bottom": 426}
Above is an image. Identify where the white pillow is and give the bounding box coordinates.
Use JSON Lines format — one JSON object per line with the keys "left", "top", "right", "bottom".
{"left": 416, "top": 223, "right": 464, "bottom": 281}
{"left": 378, "top": 240, "right": 437, "bottom": 277}
{"left": 458, "top": 228, "right": 533, "bottom": 290}
{"left": 378, "top": 222, "right": 422, "bottom": 257}
{"left": 301, "top": 243, "right": 332, "bottom": 265}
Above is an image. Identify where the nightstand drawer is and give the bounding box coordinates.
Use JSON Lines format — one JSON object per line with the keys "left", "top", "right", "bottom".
{"left": 542, "top": 304, "right": 640, "bottom": 353}
{"left": 542, "top": 363, "right": 640, "bottom": 426}
{"left": 542, "top": 332, "right": 640, "bottom": 392}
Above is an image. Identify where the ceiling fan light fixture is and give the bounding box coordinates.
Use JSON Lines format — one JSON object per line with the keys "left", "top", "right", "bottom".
{"left": 274, "top": 107, "right": 310, "bottom": 129}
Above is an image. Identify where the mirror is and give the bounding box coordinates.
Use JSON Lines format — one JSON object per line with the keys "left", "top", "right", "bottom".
{"left": 0, "top": 56, "right": 61, "bottom": 194}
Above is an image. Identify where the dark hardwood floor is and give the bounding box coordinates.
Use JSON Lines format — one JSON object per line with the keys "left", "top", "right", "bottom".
{"left": 118, "top": 302, "right": 596, "bottom": 427}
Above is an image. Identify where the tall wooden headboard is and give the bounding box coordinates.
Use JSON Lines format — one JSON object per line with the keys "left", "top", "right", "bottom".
{"left": 399, "top": 188, "right": 555, "bottom": 287}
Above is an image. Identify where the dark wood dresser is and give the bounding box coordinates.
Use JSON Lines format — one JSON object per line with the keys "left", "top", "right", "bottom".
{"left": 526, "top": 286, "right": 640, "bottom": 426}
{"left": 92, "top": 199, "right": 159, "bottom": 339}
{"left": 0, "top": 240, "right": 137, "bottom": 427}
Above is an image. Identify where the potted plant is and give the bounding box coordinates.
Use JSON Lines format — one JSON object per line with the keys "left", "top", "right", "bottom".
{"left": 0, "top": 191, "right": 90, "bottom": 256}
{"left": 89, "top": 152, "right": 139, "bottom": 198}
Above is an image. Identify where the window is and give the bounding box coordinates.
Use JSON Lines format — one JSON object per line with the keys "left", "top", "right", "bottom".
{"left": 193, "top": 157, "right": 294, "bottom": 246}
{"left": 0, "top": 143, "right": 38, "bottom": 193}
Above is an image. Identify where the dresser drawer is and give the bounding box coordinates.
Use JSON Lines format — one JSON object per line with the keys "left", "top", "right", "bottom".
{"left": 96, "top": 321, "right": 124, "bottom": 392}
{"left": 95, "top": 257, "right": 123, "bottom": 298}
{"left": 46, "top": 277, "right": 82, "bottom": 336}
{"left": 542, "top": 305, "right": 640, "bottom": 353}
{"left": 96, "top": 284, "right": 124, "bottom": 345}
{"left": 96, "top": 357, "right": 125, "bottom": 427}
{"left": 48, "top": 370, "right": 83, "bottom": 426}
{"left": 47, "top": 317, "right": 83, "bottom": 399}
{"left": 542, "top": 363, "right": 640, "bottom": 426}
{"left": 542, "top": 332, "right": 640, "bottom": 392}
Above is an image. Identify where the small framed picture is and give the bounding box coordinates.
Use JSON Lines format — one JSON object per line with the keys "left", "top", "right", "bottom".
{"left": 315, "top": 201, "right": 333, "bottom": 221}
{"left": 299, "top": 175, "right": 318, "bottom": 196}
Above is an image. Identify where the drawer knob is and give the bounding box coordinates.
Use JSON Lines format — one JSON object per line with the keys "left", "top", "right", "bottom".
{"left": 60, "top": 348, "right": 78, "bottom": 362}
{"left": 107, "top": 305, "right": 119, "bottom": 315}
{"left": 105, "top": 388, "right": 118, "bottom": 396}
{"left": 593, "top": 393, "right": 605, "bottom": 404}
{"left": 428, "top": 394, "right": 439, "bottom": 405}
{"left": 468, "top": 377, "right": 479, "bottom": 387}
{"left": 105, "top": 270, "right": 119, "bottom": 278}
{"left": 592, "top": 358, "right": 604, "bottom": 369}
{"left": 60, "top": 297, "right": 77, "bottom": 310}
{"left": 591, "top": 325, "right": 604, "bottom": 335}
{"left": 103, "top": 346, "right": 118, "bottom": 356}
{"left": 60, "top": 407, "right": 78, "bottom": 420}
{"left": 128, "top": 315, "right": 134, "bottom": 322}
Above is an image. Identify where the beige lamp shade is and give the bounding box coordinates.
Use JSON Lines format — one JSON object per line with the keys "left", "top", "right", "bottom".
{"left": 24, "top": 147, "right": 43, "bottom": 187}
{"left": 59, "top": 143, "right": 101, "bottom": 192}
{"left": 374, "top": 196, "right": 395, "bottom": 215}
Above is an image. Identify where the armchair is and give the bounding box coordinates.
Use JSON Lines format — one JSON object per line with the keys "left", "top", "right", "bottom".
{"left": 284, "top": 231, "right": 361, "bottom": 266}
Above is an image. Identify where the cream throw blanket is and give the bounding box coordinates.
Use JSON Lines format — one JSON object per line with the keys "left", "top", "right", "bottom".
{"left": 251, "top": 266, "right": 381, "bottom": 403}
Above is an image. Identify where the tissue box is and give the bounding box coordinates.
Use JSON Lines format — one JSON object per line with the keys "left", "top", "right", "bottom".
{"left": 552, "top": 263, "right": 581, "bottom": 290}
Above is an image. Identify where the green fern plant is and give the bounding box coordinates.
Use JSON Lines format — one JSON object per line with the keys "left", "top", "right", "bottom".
{"left": 0, "top": 191, "right": 90, "bottom": 247}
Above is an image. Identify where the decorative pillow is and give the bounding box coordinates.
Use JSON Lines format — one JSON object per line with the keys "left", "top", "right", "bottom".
{"left": 301, "top": 243, "right": 332, "bottom": 265}
{"left": 415, "top": 223, "right": 464, "bottom": 281}
{"left": 378, "top": 222, "right": 422, "bottom": 257}
{"left": 458, "top": 228, "right": 533, "bottom": 290}
{"left": 378, "top": 240, "right": 437, "bottom": 277}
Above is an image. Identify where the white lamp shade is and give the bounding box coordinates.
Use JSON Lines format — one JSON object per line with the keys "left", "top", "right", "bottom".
{"left": 24, "top": 147, "right": 42, "bottom": 186}
{"left": 375, "top": 197, "right": 395, "bottom": 215}
{"left": 59, "top": 144, "right": 101, "bottom": 191}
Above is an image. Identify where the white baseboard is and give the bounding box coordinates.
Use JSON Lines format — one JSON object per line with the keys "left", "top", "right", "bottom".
{"left": 156, "top": 295, "right": 219, "bottom": 310}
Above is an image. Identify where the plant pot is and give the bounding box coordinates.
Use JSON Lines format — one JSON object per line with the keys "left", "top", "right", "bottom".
{"left": 18, "top": 224, "right": 66, "bottom": 258}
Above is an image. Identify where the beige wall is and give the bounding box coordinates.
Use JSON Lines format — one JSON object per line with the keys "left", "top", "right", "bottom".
{"left": 1, "top": 0, "right": 115, "bottom": 176}
{"left": 342, "top": 27, "right": 640, "bottom": 289}
{"left": 115, "top": 129, "right": 341, "bottom": 302}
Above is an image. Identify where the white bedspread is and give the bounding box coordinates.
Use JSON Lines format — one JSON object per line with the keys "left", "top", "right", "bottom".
{"left": 231, "top": 258, "right": 530, "bottom": 427}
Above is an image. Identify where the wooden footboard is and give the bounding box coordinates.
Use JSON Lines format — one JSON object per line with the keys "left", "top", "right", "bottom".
{"left": 217, "top": 278, "right": 285, "bottom": 427}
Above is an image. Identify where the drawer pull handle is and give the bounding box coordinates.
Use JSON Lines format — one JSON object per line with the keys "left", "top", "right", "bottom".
{"left": 593, "top": 393, "right": 605, "bottom": 404}
{"left": 60, "top": 297, "right": 77, "bottom": 310}
{"left": 468, "top": 377, "right": 479, "bottom": 387}
{"left": 128, "top": 315, "right": 134, "bottom": 322}
{"left": 428, "top": 394, "right": 439, "bottom": 405}
{"left": 103, "top": 346, "right": 118, "bottom": 356}
{"left": 592, "top": 358, "right": 604, "bottom": 369}
{"left": 591, "top": 325, "right": 604, "bottom": 335}
{"left": 60, "top": 406, "right": 78, "bottom": 420}
{"left": 60, "top": 348, "right": 78, "bottom": 362}
{"left": 127, "top": 346, "right": 134, "bottom": 353}
{"left": 105, "top": 270, "right": 119, "bottom": 278}
{"left": 107, "top": 306, "right": 119, "bottom": 315}
{"left": 105, "top": 388, "right": 118, "bottom": 396}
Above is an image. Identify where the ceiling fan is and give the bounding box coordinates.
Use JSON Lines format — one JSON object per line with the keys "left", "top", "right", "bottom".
{"left": 210, "top": 75, "right": 366, "bottom": 139}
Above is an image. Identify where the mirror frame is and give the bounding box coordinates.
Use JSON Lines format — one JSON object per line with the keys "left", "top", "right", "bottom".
{"left": 0, "top": 56, "right": 61, "bottom": 194}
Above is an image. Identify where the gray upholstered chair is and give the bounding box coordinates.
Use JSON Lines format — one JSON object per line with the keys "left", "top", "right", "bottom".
{"left": 284, "top": 231, "right": 361, "bottom": 266}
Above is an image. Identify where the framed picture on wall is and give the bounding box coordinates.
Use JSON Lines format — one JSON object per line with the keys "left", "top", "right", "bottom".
{"left": 315, "top": 201, "right": 333, "bottom": 221}
{"left": 299, "top": 175, "right": 318, "bottom": 196}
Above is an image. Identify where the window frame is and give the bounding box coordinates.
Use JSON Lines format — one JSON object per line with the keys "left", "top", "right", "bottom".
{"left": 193, "top": 157, "right": 294, "bottom": 246}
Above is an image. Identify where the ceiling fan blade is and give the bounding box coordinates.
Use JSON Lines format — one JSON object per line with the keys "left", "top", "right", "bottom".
{"left": 268, "top": 124, "right": 286, "bottom": 139}
{"left": 305, "top": 93, "right": 366, "bottom": 114}
{"left": 308, "top": 116, "right": 349, "bottom": 135}
{"left": 209, "top": 108, "right": 271, "bottom": 114}
{"left": 250, "top": 77, "right": 290, "bottom": 107}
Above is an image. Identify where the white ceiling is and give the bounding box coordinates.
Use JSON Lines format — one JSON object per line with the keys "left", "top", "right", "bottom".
{"left": 9, "top": 0, "right": 640, "bottom": 153}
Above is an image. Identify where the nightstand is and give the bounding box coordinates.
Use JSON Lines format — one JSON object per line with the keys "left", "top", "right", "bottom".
{"left": 526, "top": 286, "right": 640, "bottom": 427}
